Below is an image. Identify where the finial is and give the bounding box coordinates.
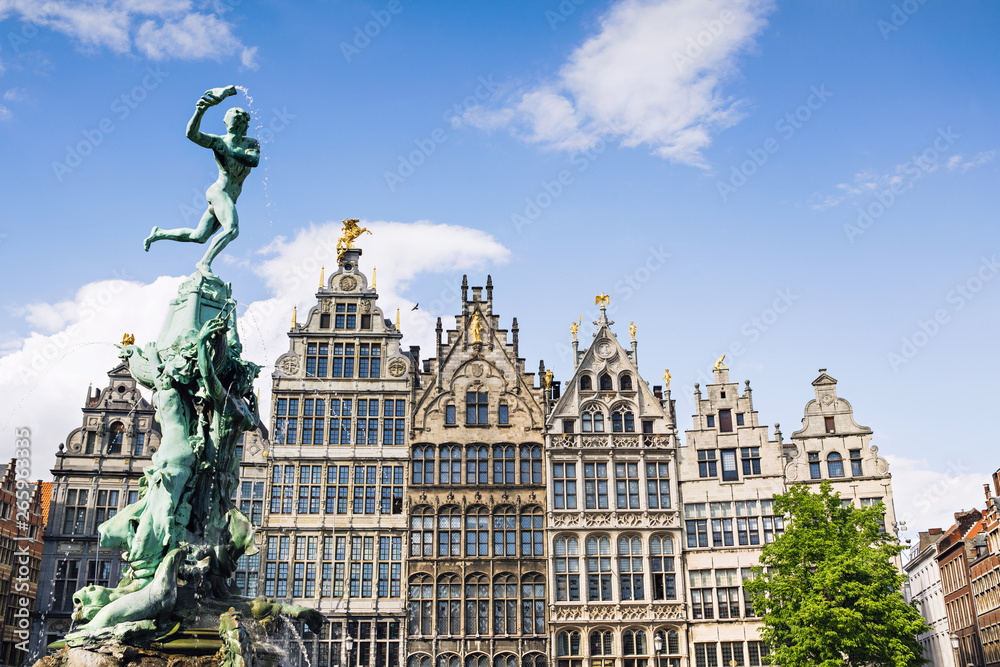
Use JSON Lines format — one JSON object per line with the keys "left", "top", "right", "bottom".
{"left": 291, "top": 306, "right": 297, "bottom": 330}
{"left": 595, "top": 292, "right": 610, "bottom": 308}
{"left": 318, "top": 266, "right": 325, "bottom": 289}
{"left": 662, "top": 369, "right": 671, "bottom": 388}
{"left": 336, "top": 218, "right": 371, "bottom": 260}
{"left": 545, "top": 369, "right": 553, "bottom": 389}
{"left": 372, "top": 266, "right": 377, "bottom": 290}
{"left": 121, "top": 333, "right": 135, "bottom": 346}
{"left": 395, "top": 307, "right": 400, "bottom": 331}
{"left": 570, "top": 315, "right": 581, "bottom": 342}
{"left": 714, "top": 354, "right": 727, "bottom": 370}
{"left": 629, "top": 321, "right": 637, "bottom": 342}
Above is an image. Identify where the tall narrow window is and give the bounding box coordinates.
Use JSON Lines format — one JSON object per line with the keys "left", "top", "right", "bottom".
{"left": 623, "top": 630, "right": 648, "bottom": 667}
{"left": 408, "top": 575, "right": 433, "bottom": 635}
{"left": 619, "top": 536, "right": 645, "bottom": 600}
{"left": 697, "top": 450, "right": 717, "bottom": 478}
{"left": 649, "top": 536, "right": 675, "bottom": 600}
{"left": 493, "top": 446, "right": 515, "bottom": 484}
{"left": 520, "top": 446, "right": 542, "bottom": 484}
{"left": 580, "top": 375, "right": 593, "bottom": 391}
{"left": 465, "top": 506, "right": 490, "bottom": 556}
{"left": 410, "top": 507, "right": 434, "bottom": 557}
{"left": 613, "top": 405, "right": 635, "bottom": 432}
{"left": 493, "top": 507, "right": 517, "bottom": 557}
{"left": 850, "top": 449, "right": 863, "bottom": 476}
{"left": 63, "top": 489, "right": 89, "bottom": 534}
{"left": 584, "top": 462, "right": 608, "bottom": 510}
{"left": 740, "top": 447, "right": 761, "bottom": 475}
{"left": 440, "top": 445, "right": 462, "bottom": 484}
{"left": 498, "top": 402, "right": 509, "bottom": 425}
{"left": 465, "top": 574, "right": 490, "bottom": 634}
{"left": 107, "top": 422, "right": 124, "bottom": 454}
{"left": 438, "top": 507, "right": 461, "bottom": 557}
{"left": 586, "top": 536, "right": 613, "bottom": 601}
{"left": 646, "top": 462, "right": 670, "bottom": 509}
{"left": 555, "top": 536, "right": 580, "bottom": 601}
{"left": 436, "top": 575, "right": 461, "bottom": 634}
{"left": 520, "top": 508, "right": 544, "bottom": 556}
{"left": 808, "top": 453, "right": 821, "bottom": 479}
{"left": 615, "top": 462, "right": 641, "bottom": 509}
{"left": 493, "top": 574, "right": 518, "bottom": 634}
{"left": 94, "top": 490, "right": 118, "bottom": 525}
{"left": 467, "top": 392, "right": 488, "bottom": 425}
{"left": 557, "top": 631, "right": 582, "bottom": 667}
{"left": 827, "top": 452, "right": 845, "bottom": 478}
{"left": 825, "top": 416, "right": 836, "bottom": 433}
{"left": 582, "top": 406, "right": 605, "bottom": 433}
{"left": 720, "top": 449, "right": 739, "bottom": 481}
{"left": 133, "top": 432, "right": 145, "bottom": 456}
{"left": 553, "top": 463, "right": 577, "bottom": 510}
{"left": 690, "top": 570, "right": 714, "bottom": 619}
{"left": 467, "top": 445, "right": 488, "bottom": 484}
{"left": 445, "top": 405, "right": 456, "bottom": 425}
{"left": 620, "top": 374, "right": 633, "bottom": 390}
{"left": 521, "top": 574, "right": 546, "bottom": 634}
{"left": 413, "top": 445, "right": 434, "bottom": 484}
{"left": 719, "top": 409, "right": 733, "bottom": 433}
{"left": 600, "top": 374, "right": 613, "bottom": 391}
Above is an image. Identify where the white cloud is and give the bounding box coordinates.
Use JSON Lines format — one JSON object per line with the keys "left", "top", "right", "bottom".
{"left": 458, "top": 0, "right": 775, "bottom": 166}
{"left": 0, "top": 220, "right": 508, "bottom": 480}
{"left": 0, "top": 104, "right": 10, "bottom": 120}
{"left": 3, "top": 88, "right": 27, "bottom": 102}
{"left": 887, "top": 454, "right": 989, "bottom": 539}
{"left": 0, "top": 0, "right": 255, "bottom": 65}
{"left": 947, "top": 150, "right": 996, "bottom": 172}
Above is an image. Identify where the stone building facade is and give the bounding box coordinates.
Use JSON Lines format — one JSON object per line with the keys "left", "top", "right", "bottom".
{"left": 905, "top": 529, "right": 956, "bottom": 667}
{"left": 544, "top": 308, "right": 686, "bottom": 667}
{"left": 677, "top": 366, "right": 787, "bottom": 667}
{"left": 786, "top": 370, "right": 898, "bottom": 538}
{"left": 232, "top": 429, "right": 270, "bottom": 599}
{"left": 263, "top": 247, "right": 413, "bottom": 667}
{"left": 31, "top": 361, "right": 159, "bottom": 656}
{"left": 405, "top": 276, "right": 549, "bottom": 667}
{"left": 0, "top": 460, "right": 46, "bottom": 666}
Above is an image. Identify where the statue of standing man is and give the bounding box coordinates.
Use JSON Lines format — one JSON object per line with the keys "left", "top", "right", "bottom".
{"left": 144, "top": 86, "right": 259, "bottom": 276}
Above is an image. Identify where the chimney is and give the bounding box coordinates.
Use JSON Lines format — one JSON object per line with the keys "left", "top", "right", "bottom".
{"left": 653, "top": 385, "right": 663, "bottom": 399}
{"left": 993, "top": 469, "right": 1000, "bottom": 496}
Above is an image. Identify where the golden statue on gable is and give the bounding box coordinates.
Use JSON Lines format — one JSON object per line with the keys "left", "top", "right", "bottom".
{"left": 469, "top": 311, "right": 485, "bottom": 343}
{"left": 663, "top": 369, "right": 671, "bottom": 388}
{"left": 570, "top": 316, "right": 581, "bottom": 341}
{"left": 714, "top": 354, "right": 727, "bottom": 370}
{"left": 595, "top": 292, "right": 610, "bottom": 308}
{"left": 337, "top": 218, "right": 371, "bottom": 259}
{"left": 629, "top": 321, "right": 637, "bottom": 341}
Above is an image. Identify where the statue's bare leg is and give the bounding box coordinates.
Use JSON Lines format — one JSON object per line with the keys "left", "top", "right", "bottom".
{"left": 196, "top": 193, "right": 239, "bottom": 276}
{"left": 144, "top": 208, "right": 219, "bottom": 252}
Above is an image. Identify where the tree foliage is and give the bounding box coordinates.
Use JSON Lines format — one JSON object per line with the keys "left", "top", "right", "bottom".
{"left": 744, "top": 482, "right": 929, "bottom": 667}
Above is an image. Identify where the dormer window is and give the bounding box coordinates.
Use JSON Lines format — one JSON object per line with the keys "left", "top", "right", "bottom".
{"left": 719, "top": 409, "right": 733, "bottom": 433}
{"left": 600, "top": 374, "right": 613, "bottom": 391}
{"left": 620, "top": 374, "right": 633, "bottom": 391}
{"left": 580, "top": 375, "right": 593, "bottom": 391}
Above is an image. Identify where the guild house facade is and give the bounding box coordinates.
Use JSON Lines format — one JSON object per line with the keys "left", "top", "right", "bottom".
{"left": 34, "top": 231, "right": 902, "bottom": 667}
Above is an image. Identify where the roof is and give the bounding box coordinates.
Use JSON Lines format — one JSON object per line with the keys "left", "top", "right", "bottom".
{"left": 965, "top": 518, "right": 986, "bottom": 541}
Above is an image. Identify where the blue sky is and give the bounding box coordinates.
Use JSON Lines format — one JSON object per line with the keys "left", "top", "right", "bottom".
{"left": 1, "top": 0, "right": 999, "bottom": 538}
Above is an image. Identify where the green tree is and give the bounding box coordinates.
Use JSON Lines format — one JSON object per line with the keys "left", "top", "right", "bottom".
{"left": 744, "top": 482, "right": 929, "bottom": 667}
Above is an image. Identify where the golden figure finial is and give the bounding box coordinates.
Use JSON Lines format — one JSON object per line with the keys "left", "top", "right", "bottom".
{"left": 595, "top": 292, "right": 610, "bottom": 308}
{"left": 629, "top": 321, "right": 637, "bottom": 341}
{"left": 291, "top": 306, "right": 297, "bottom": 330}
{"left": 336, "top": 218, "right": 372, "bottom": 260}
{"left": 663, "top": 369, "right": 671, "bottom": 388}
{"left": 120, "top": 333, "right": 135, "bottom": 346}
{"left": 714, "top": 354, "right": 727, "bottom": 370}
{"left": 545, "top": 369, "right": 553, "bottom": 389}
{"left": 372, "top": 266, "right": 377, "bottom": 290}
{"left": 469, "top": 310, "right": 484, "bottom": 343}
{"left": 395, "top": 307, "right": 400, "bottom": 331}
{"left": 570, "top": 315, "right": 581, "bottom": 341}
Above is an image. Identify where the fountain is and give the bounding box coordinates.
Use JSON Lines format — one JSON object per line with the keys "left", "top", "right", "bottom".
{"left": 34, "top": 86, "right": 321, "bottom": 667}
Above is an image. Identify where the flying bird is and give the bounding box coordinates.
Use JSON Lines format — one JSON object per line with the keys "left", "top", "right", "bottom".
{"left": 411, "top": 303, "right": 419, "bottom": 310}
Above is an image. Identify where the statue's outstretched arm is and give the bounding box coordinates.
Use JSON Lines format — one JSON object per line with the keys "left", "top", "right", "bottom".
{"left": 186, "top": 99, "right": 222, "bottom": 150}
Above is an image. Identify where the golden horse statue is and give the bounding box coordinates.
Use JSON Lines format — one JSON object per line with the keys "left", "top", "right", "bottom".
{"left": 337, "top": 218, "right": 371, "bottom": 259}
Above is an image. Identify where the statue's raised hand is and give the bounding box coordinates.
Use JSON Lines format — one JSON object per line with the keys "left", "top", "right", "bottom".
{"left": 198, "top": 85, "right": 237, "bottom": 109}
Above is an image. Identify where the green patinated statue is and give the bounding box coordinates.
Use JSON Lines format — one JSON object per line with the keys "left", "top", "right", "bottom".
{"left": 143, "top": 86, "right": 260, "bottom": 277}
{"left": 56, "top": 88, "right": 318, "bottom": 665}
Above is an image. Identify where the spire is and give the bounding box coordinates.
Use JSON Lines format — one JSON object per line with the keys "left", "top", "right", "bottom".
{"left": 486, "top": 274, "right": 493, "bottom": 302}
{"left": 396, "top": 307, "right": 400, "bottom": 332}
{"left": 291, "top": 306, "right": 297, "bottom": 330}
{"left": 372, "top": 266, "right": 377, "bottom": 291}
{"left": 318, "top": 266, "right": 325, "bottom": 289}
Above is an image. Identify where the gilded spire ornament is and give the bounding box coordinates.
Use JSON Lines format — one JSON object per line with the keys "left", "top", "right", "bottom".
{"left": 469, "top": 310, "right": 485, "bottom": 343}
{"left": 629, "top": 321, "right": 637, "bottom": 341}
{"left": 336, "top": 218, "right": 371, "bottom": 260}
{"left": 545, "top": 369, "right": 553, "bottom": 389}
{"left": 663, "top": 369, "right": 671, "bottom": 388}
{"left": 318, "top": 266, "right": 325, "bottom": 288}
{"left": 714, "top": 354, "right": 727, "bottom": 370}
{"left": 121, "top": 333, "right": 135, "bottom": 346}
{"left": 595, "top": 292, "right": 610, "bottom": 308}
{"left": 372, "top": 266, "right": 377, "bottom": 290}
{"left": 291, "top": 305, "right": 297, "bottom": 330}
{"left": 396, "top": 307, "right": 400, "bottom": 331}
{"left": 570, "top": 315, "right": 581, "bottom": 341}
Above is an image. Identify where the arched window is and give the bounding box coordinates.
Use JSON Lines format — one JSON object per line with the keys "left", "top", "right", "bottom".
{"left": 495, "top": 655, "right": 518, "bottom": 667}
{"left": 520, "top": 445, "right": 542, "bottom": 484}
{"left": 440, "top": 445, "right": 462, "bottom": 484}
{"left": 108, "top": 422, "right": 124, "bottom": 454}
{"left": 409, "top": 656, "right": 432, "bottom": 667}
{"left": 623, "top": 630, "right": 648, "bottom": 667}
{"left": 580, "top": 375, "right": 593, "bottom": 391}
{"left": 586, "top": 536, "right": 613, "bottom": 601}
{"left": 557, "top": 630, "right": 582, "bottom": 657}
{"left": 494, "top": 506, "right": 517, "bottom": 557}
{"left": 493, "top": 575, "right": 518, "bottom": 635}
{"left": 410, "top": 506, "right": 434, "bottom": 557}
{"left": 600, "top": 374, "right": 613, "bottom": 391}
{"left": 467, "top": 444, "right": 488, "bottom": 484}
{"left": 438, "top": 506, "right": 461, "bottom": 557}
{"left": 590, "top": 630, "right": 614, "bottom": 657}
{"left": 493, "top": 445, "right": 515, "bottom": 484}
{"left": 827, "top": 452, "right": 845, "bottom": 478}
{"left": 612, "top": 405, "right": 635, "bottom": 433}
{"left": 650, "top": 536, "right": 676, "bottom": 601}
{"left": 654, "top": 628, "right": 681, "bottom": 666}
{"left": 467, "top": 655, "right": 490, "bottom": 667}
{"left": 466, "top": 505, "right": 490, "bottom": 557}
{"left": 437, "top": 575, "right": 461, "bottom": 634}
{"left": 620, "top": 374, "right": 633, "bottom": 391}
{"left": 555, "top": 535, "right": 581, "bottom": 601}
{"left": 466, "top": 574, "right": 490, "bottom": 634}
{"left": 619, "top": 535, "right": 645, "bottom": 600}
{"left": 408, "top": 574, "right": 433, "bottom": 635}
{"left": 521, "top": 506, "right": 544, "bottom": 557}
{"left": 524, "top": 654, "right": 547, "bottom": 667}
{"left": 582, "top": 405, "right": 604, "bottom": 433}
{"left": 438, "top": 656, "right": 461, "bottom": 667}
{"left": 522, "top": 573, "right": 546, "bottom": 634}
{"left": 413, "top": 445, "right": 435, "bottom": 484}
